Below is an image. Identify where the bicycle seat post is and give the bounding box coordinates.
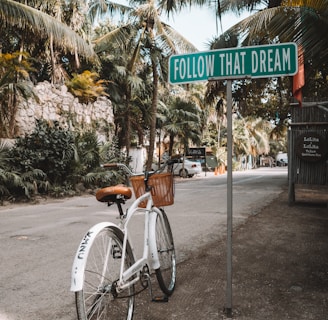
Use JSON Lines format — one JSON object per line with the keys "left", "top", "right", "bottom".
{"left": 116, "top": 200, "right": 125, "bottom": 218}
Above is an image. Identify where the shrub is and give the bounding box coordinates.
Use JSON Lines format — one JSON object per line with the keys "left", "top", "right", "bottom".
{"left": 78, "top": 135, "right": 130, "bottom": 188}
{"left": 0, "top": 140, "right": 47, "bottom": 201}
{"left": 2, "top": 121, "right": 130, "bottom": 203}
{"left": 9, "top": 119, "right": 75, "bottom": 185}
{"left": 68, "top": 130, "right": 103, "bottom": 187}
{"left": 66, "top": 70, "right": 108, "bottom": 104}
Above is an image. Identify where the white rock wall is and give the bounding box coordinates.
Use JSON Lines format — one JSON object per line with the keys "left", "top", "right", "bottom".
{"left": 16, "top": 81, "right": 114, "bottom": 140}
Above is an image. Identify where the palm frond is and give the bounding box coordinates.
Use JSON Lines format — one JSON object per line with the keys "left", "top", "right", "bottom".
{"left": 219, "top": 0, "right": 262, "bottom": 14}
{"left": 93, "top": 24, "right": 137, "bottom": 53}
{"left": 160, "top": 23, "right": 198, "bottom": 53}
{"left": 88, "top": 0, "right": 131, "bottom": 25}
{"left": 0, "top": 0, "right": 96, "bottom": 60}
{"left": 225, "top": 4, "right": 328, "bottom": 65}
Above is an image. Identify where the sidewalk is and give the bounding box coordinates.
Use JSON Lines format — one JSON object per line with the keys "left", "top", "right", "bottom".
{"left": 134, "top": 185, "right": 328, "bottom": 319}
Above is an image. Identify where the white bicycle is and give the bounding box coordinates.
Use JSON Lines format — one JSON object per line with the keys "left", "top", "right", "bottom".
{"left": 70, "top": 161, "right": 176, "bottom": 320}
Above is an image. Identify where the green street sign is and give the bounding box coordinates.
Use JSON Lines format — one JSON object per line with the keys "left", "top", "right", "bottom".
{"left": 169, "top": 43, "right": 298, "bottom": 84}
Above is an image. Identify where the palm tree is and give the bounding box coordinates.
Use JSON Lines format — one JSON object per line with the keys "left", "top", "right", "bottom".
{"left": 0, "top": 0, "right": 97, "bottom": 70}
{"left": 92, "top": 0, "right": 197, "bottom": 169}
{"left": 246, "top": 117, "right": 271, "bottom": 156}
{"left": 160, "top": 92, "right": 202, "bottom": 156}
{"left": 205, "top": 96, "right": 226, "bottom": 162}
{"left": 216, "top": 0, "right": 328, "bottom": 67}
{"left": 95, "top": 23, "right": 151, "bottom": 157}
{"left": 233, "top": 115, "right": 271, "bottom": 168}
{"left": 203, "top": 0, "right": 328, "bottom": 144}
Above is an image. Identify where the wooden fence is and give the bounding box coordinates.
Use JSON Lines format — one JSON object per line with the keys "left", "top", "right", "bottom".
{"left": 288, "top": 102, "right": 328, "bottom": 204}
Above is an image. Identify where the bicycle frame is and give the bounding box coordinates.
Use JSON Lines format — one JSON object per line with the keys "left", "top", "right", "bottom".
{"left": 70, "top": 188, "right": 162, "bottom": 293}
{"left": 117, "top": 191, "right": 162, "bottom": 290}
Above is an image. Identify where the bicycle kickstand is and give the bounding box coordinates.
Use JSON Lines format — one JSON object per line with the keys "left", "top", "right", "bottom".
{"left": 143, "top": 272, "right": 168, "bottom": 303}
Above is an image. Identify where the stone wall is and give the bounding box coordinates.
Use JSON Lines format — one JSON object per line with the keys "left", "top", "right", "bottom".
{"left": 16, "top": 81, "right": 114, "bottom": 141}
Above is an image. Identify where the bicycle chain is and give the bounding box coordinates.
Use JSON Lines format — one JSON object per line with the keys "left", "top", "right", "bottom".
{"left": 112, "top": 265, "right": 150, "bottom": 299}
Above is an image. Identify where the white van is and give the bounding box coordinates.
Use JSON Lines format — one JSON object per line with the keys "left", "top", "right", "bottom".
{"left": 276, "top": 152, "right": 288, "bottom": 166}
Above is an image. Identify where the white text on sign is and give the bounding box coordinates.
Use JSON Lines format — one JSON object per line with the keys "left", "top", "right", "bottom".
{"left": 169, "top": 43, "right": 298, "bottom": 84}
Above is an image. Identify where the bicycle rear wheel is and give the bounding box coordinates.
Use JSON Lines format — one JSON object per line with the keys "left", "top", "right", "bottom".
{"left": 155, "top": 209, "right": 176, "bottom": 296}
{"left": 75, "top": 226, "right": 135, "bottom": 320}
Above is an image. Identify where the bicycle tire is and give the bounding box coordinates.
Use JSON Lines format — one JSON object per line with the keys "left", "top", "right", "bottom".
{"left": 75, "top": 226, "right": 135, "bottom": 320}
{"left": 155, "top": 209, "right": 176, "bottom": 296}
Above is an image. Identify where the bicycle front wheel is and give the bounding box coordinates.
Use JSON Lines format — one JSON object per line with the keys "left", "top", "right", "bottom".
{"left": 75, "top": 226, "right": 135, "bottom": 320}
{"left": 155, "top": 209, "right": 176, "bottom": 296}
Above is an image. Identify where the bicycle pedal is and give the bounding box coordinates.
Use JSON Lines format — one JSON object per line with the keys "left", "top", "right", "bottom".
{"left": 152, "top": 296, "right": 169, "bottom": 303}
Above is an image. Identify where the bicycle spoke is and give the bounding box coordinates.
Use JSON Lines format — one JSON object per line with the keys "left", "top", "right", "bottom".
{"left": 155, "top": 210, "right": 176, "bottom": 296}
{"left": 75, "top": 227, "right": 135, "bottom": 320}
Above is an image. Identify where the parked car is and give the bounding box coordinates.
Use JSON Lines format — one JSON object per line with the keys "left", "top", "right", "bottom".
{"left": 276, "top": 152, "right": 288, "bottom": 166}
{"left": 168, "top": 158, "right": 202, "bottom": 177}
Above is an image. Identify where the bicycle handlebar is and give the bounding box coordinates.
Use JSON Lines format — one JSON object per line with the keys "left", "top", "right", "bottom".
{"left": 102, "top": 160, "right": 173, "bottom": 177}
{"left": 102, "top": 163, "right": 134, "bottom": 176}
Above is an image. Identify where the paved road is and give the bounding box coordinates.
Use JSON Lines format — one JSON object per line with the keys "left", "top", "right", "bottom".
{"left": 168, "top": 167, "right": 287, "bottom": 260}
{"left": 0, "top": 167, "right": 287, "bottom": 320}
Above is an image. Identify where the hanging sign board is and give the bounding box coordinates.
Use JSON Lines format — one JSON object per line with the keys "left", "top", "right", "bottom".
{"left": 187, "top": 147, "right": 206, "bottom": 157}
{"left": 295, "top": 132, "right": 328, "bottom": 162}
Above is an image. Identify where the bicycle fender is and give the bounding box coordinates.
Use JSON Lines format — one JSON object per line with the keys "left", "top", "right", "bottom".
{"left": 70, "top": 222, "right": 122, "bottom": 292}
{"left": 148, "top": 209, "right": 161, "bottom": 270}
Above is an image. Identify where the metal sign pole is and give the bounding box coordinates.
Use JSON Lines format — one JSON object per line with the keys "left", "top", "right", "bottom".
{"left": 209, "top": 76, "right": 248, "bottom": 318}
{"left": 169, "top": 44, "right": 298, "bottom": 318}
{"left": 226, "top": 79, "right": 233, "bottom": 318}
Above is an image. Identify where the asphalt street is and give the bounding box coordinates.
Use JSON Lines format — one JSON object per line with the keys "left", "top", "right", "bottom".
{"left": 0, "top": 167, "right": 288, "bottom": 320}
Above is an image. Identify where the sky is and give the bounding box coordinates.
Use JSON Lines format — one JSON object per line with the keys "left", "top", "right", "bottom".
{"left": 113, "top": 0, "right": 251, "bottom": 51}
{"left": 163, "top": 7, "right": 250, "bottom": 51}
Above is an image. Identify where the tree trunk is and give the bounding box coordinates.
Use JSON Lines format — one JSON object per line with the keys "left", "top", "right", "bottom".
{"left": 169, "top": 134, "right": 174, "bottom": 157}
{"left": 146, "top": 55, "right": 158, "bottom": 171}
{"left": 125, "top": 103, "right": 131, "bottom": 158}
{"left": 50, "top": 33, "right": 55, "bottom": 84}
{"left": 124, "top": 87, "right": 132, "bottom": 158}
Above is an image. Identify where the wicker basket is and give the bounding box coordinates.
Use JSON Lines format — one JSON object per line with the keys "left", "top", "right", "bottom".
{"left": 130, "top": 172, "right": 174, "bottom": 208}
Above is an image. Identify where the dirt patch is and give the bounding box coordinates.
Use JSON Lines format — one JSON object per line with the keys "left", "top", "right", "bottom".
{"left": 133, "top": 188, "right": 328, "bottom": 319}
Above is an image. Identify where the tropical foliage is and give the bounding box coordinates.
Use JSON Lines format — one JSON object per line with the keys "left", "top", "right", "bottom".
{"left": 205, "top": 0, "right": 328, "bottom": 164}
{"left": 66, "top": 70, "right": 109, "bottom": 104}
{"left": 0, "top": 51, "right": 37, "bottom": 138}
{"left": 0, "top": 120, "right": 128, "bottom": 202}
{"left": 210, "top": 0, "right": 328, "bottom": 104}
{"left": 158, "top": 87, "right": 203, "bottom": 156}
{"left": 218, "top": 0, "right": 328, "bottom": 65}
{"left": 9, "top": 119, "right": 76, "bottom": 186}
{"left": 92, "top": 0, "right": 198, "bottom": 169}
{"left": 0, "top": 0, "right": 96, "bottom": 59}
